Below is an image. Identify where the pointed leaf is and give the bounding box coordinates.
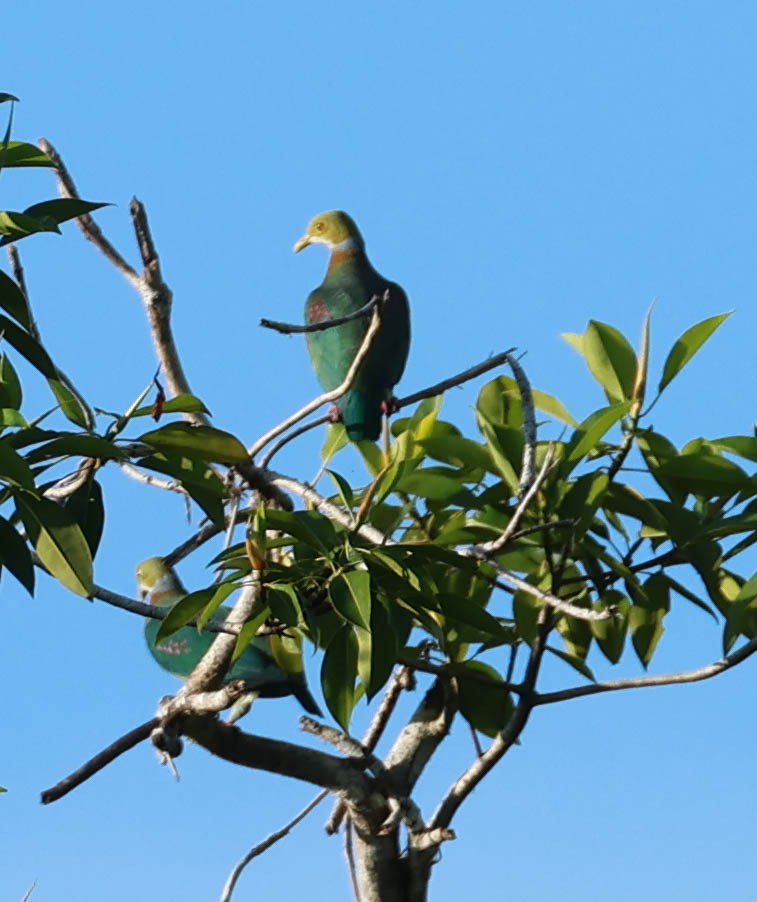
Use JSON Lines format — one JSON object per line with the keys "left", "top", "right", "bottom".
{"left": 0, "top": 140, "right": 52, "bottom": 168}
{"left": 16, "top": 495, "right": 93, "bottom": 597}
{"left": 0, "top": 270, "right": 33, "bottom": 329}
{"left": 63, "top": 477, "right": 105, "bottom": 557}
{"left": 456, "top": 660, "right": 514, "bottom": 738}
{"left": 321, "top": 626, "right": 359, "bottom": 730}
{"left": 583, "top": 320, "right": 637, "bottom": 401}
{"left": 0, "top": 514, "right": 34, "bottom": 593}
{"left": 658, "top": 312, "right": 732, "bottom": 392}
{"left": 330, "top": 570, "right": 371, "bottom": 630}
{"left": 138, "top": 422, "right": 249, "bottom": 464}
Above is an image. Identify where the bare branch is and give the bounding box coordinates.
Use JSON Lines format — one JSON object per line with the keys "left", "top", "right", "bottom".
{"left": 259, "top": 414, "right": 330, "bottom": 468}
{"left": 476, "top": 446, "right": 556, "bottom": 557}
{"left": 181, "top": 716, "right": 372, "bottom": 797}
{"left": 394, "top": 348, "right": 516, "bottom": 410}
{"left": 42, "top": 458, "right": 96, "bottom": 501}
{"left": 40, "top": 718, "right": 158, "bottom": 804}
{"left": 249, "top": 306, "right": 382, "bottom": 459}
{"left": 534, "top": 634, "right": 757, "bottom": 706}
{"left": 504, "top": 352, "right": 537, "bottom": 496}
{"left": 260, "top": 295, "right": 381, "bottom": 335}
{"left": 489, "top": 564, "right": 614, "bottom": 622}
{"left": 118, "top": 461, "right": 186, "bottom": 494}
{"left": 270, "top": 473, "right": 388, "bottom": 544}
{"left": 38, "top": 138, "right": 141, "bottom": 289}
{"left": 220, "top": 791, "right": 329, "bottom": 902}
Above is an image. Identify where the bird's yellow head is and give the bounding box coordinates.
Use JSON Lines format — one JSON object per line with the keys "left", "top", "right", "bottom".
{"left": 293, "top": 210, "right": 364, "bottom": 253}
{"left": 136, "top": 556, "right": 179, "bottom": 601}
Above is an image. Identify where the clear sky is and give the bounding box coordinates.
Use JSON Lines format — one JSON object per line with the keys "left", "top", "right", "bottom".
{"left": 2, "top": 2, "right": 757, "bottom": 900}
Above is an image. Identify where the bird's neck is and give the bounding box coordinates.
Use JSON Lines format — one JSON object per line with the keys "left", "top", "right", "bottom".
{"left": 149, "top": 576, "right": 183, "bottom": 607}
{"left": 327, "top": 241, "right": 369, "bottom": 277}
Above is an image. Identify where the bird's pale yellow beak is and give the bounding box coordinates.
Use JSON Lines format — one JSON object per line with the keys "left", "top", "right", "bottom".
{"left": 293, "top": 234, "right": 311, "bottom": 253}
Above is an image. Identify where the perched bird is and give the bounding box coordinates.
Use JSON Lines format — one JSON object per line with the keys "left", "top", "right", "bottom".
{"left": 136, "top": 557, "right": 321, "bottom": 721}
{"left": 294, "top": 210, "right": 411, "bottom": 441}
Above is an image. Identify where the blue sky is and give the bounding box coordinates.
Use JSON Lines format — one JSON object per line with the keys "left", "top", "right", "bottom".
{"left": 2, "top": 2, "right": 757, "bottom": 900}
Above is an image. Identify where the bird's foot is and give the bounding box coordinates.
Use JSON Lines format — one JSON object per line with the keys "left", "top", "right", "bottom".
{"left": 327, "top": 404, "right": 343, "bottom": 424}
{"left": 381, "top": 396, "right": 399, "bottom": 416}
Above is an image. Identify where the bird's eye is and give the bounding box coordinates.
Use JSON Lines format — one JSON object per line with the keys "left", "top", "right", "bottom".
{"left": 315, "top": 222, "right": 325, "bottom": 232}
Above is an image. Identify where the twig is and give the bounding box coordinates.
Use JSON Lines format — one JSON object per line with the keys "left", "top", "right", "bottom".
{"left": 504, "top": 352, "right": 537, "bottom": 497}
{"left": 488, "top": 564, "right": 614, "bottom": 622}
{"left": 476, "top": 447, "right": 555, "bottom": 556}
{"left": 88, "top": 582, "right": 237, "bottom": 634}
{"left": 40, "top": 718, "right": 158, "bottom": 804}
{"left": 534, "top": 633, "right": 757, "bottom": 705}
{"left": 263, "top": 347, "right": 522, "bottom": 468}
{"left": 259, "top": 414, "right": 330, "bottom": 468}
{"left": 118, "top": 461, "right": 185, "bottom": 494}
{"left": 270, "top": 473, "right": 388, "bottom": 544}
{"left": 38, "top": 138, "right": 141, "bottom": 290}
{"left": 394, "top": 348, "right": 516, "bottom": 410}
{"left": 248, "top": 306, "right": 382, "bottom": 459}
{"left": 260, "top": 295, "right": 381, "bottom": 334}
{"left": 42, "top": 459, "right": 96, "bottom": 501}
{"left": 219, "top": 791, "right": 329, "bottom": 902}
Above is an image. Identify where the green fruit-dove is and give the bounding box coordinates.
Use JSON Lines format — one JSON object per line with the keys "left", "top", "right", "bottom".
{"left": 294, "top": 210, "right": 411, "bottom": 441}
{"left": 136, "top": 557, "right": 321, "bottom": 721}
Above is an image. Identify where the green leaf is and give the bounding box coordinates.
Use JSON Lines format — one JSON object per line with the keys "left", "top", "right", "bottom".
{"left": 330, "top": 570, "right": 371, "bottom": 630}
{"left": 156, "top": 586, "right": 219, "bottom": 642}
{"left": 0, "top": 514, "right": 34, "bottom": 593}
{"left": 658, "top": 312, "right": 732, "bottom": 392}
{"left": 0, "top": 354, "right": 21, "bottom": 409}
{"left": 0, "top": 438, "right": 34, "bottom": 489}
{"left": 16, "top": 495, "right": 93, "bottom": 597}
{"left": 456, "top": 660, "right": 514, "bottom": 738}
{"left": 27, "top": 433, "right": 126, "bottom": 463}
{"left": 136, "top": 452, "right": 227, "bottom": 525}
{"left": 266, "top": 583, "right": 303, "bottom": 626}
{"left": 590, "top": 592, "right": 629, "bottom": 663}
{"left": 0, "top": 211, "right": 59, "bottom": 244}
{"left": 420, "top": 434, "right": 493, "bottom": 472}
{"left": 396, "top": 470, "right": 471, "bottom": 502}
{"left": 583, "top": 320, "right": 637, "bottom": 401}
{"left": 656, "top": 454, "right": 750, "bottom": 498}
{"left": 321, "top": 625, "right": 359, "bottom": 730}
{"left": 531, "top": 388, "right": 579, "bottom": 427}
{"left": 561, "top": 403, "right": 629, "bottom": 474}
{"left": 545, "top": 645, "right": 596, "bottom": 681}
{"left": 0, "top": 314, "right": 56, "bottom": 377}
{"left": 321, "top": 422, "right": 349, "bottom": 463}
{"left": 0, "top": 140, "right": 52, "bottom": 168}
{"left": 131, "top": 393, "right": 211, "bottom": 418}
{"left": 365, "top": 598, "right": 399, "bottom": 700}
{"left": 0, "top": 270, "right": 33, "bottom": 329}
{"left": 63, "top": 477, "right": 105, "bottom": 557}
{"left": 326, "top": 469, "right": 354, "bottom": 508}
{"left": 0, "top": 408, "right": 28, "bottom": 427}
{"left": 47, "top": 378, "right": 90, "bottom": 427}
{"left": 436, "top": 592, "right": 511, "bottom": 641}
{"left": 23, "top": 198, "right": 110, "bottom": 226}
{"left": 138, "top": 422, "right": 249, "bottom": 465}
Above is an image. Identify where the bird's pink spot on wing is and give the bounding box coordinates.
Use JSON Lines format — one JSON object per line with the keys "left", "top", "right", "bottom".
{"left": 308, "top": 297, "right": 330, "bottom": 323}
{"left": 159, "top": 639, "right": 191, "bottom": 656}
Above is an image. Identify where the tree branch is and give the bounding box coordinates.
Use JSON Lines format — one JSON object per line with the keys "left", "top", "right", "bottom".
{"left": 260, "top": 295, "right": 381, "bottom": 334}
{"left": 220, "top": 791, "right": 329, "bottom": 902}
{"left": 40, "top": 718, "right": 158, "bottom": 804}
{"left": 534, "top": 634, "right": 757, "bottom": 706}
